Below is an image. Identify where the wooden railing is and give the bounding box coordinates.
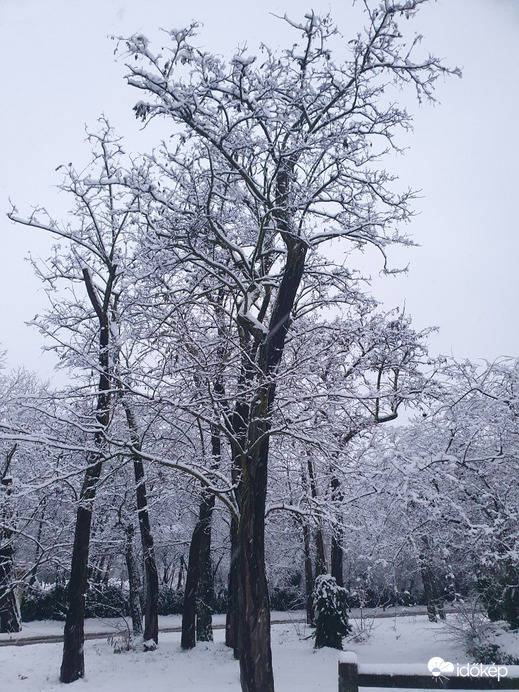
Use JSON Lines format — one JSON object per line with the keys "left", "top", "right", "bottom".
{"left": 338, "top": 653, "right": 519, "bottom": 691}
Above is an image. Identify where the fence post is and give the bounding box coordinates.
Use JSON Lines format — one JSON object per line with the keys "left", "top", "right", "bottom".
{"left": 338, "top": 652, "right": 358, "bottom": 692}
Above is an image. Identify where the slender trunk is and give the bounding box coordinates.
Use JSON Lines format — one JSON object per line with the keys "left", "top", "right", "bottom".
{"left": 196, "top": 494, "right": 215, "bottom": 642}
{"left": 181, "top": 490, "right": 217, "bottom": 648}
{"left": 225, "top": 516, "right": 240, "bottom": 657}
{"left": 504, "top": 562, "right": 519, "bottom": 630}
{"left": 196, "top": 425, "right": 220, "bottom": 642}
{"left": 302, "top": 521, "right": 314, "bottom": 624}
{"left": 419, "top": 553, "right": 442, "bottom": 623}
{"left": 0, "top": 474, "right": 21, "bottom": 634}
{"left": 125, "top": 523, "right": 143, "bottom": 637}
{"left": 330, "top": 474, "right": 344, "bottom": 587}
{"left": 60, "top": 267, "right": 113, "bottom": 684}
{"left": 181, "top": 519, "right": 202, "bottom": 649}
{"left": 330, "top": 530, "right": 344, "bottom": 587}
{"left": 307, "top": 456, "right": 327, "bottom": 576}
{"left": 29, "top": 498, "right": 47, "bottom": 586}
{"left": 176, "top": 555, "right": 185, "bottom": 590}
{"left": 123, "top": 403, "right": 159, "bottom": 648}
{"left": 60, "top": 454, "right": 105, "bottom": 682}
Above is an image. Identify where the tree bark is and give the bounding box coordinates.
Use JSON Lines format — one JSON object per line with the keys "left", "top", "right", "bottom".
{"left": 125, "top": 523, "right": 143, "bottom": 637}
{"left": 60, "top": 267, "right": 113, "bottom": 684}
{"left": 225, "top": 516, "right": 240, "bottom": 657}
{"left": 181, "top": 490, "right": 216, "bottom": 648}
{"left": 196, "top": 493, "right": 215, "bottom": 642}
{"left": 0, "top": 473, "right": 21, "bottom": 634}
{"left": 60, "top": 456, "right": 105, "bottom": 682}
{"left": 181, "top": 517, "right": 203, "bottom": 649}
{"left": 235, "top": 235, "right": 307, "bottom": 692}
{"left": 123, "top": 403, "right": 159, "bottom": 648}
{"left": 302, "top": 521, "right": 315, "bottom": 624}
{"left": 331, "top": 530, "right": 344, "bottom": 588}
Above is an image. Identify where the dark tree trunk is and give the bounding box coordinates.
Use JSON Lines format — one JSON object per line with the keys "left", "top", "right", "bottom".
{"left": 307, "top": 456, "right": 327, "bottom": 577}
{"left": 60, "top": 459, "right": 104, "bottom": 682}
{"left": 234, "top": 234, "right": 307, "bottom": 692}
{"left": 0, "top": 472, "right": 21, "bottom": 634}
{"left": 181, "top": 490, "right": 216, "bottom": 648}
{"left": 196, "top": 426, "right": 220, "bottom": 642}
{"left": 29, "top": 498, "right": 47, "bottom": 586}
{"left": 225, "top": 516, "right": 240, "bottom": 657}
{"left": 419, "top": 552, "right": 444, "bottom": 623}
{"left": 237, "top": 426, "right": 273, "bottom": 692}
{"left": 302, "top": 521, "right": 314, "bottom": 624}
{"left": 504, "top": 562, "right": 519, "bottom": 630}
{"left": 124, "top": 403, "right": 159, "bottom": 648}
{"left": 60, "top": 267, "right": 113, "bottom": 684}
{"left": 182, "top": 423, "right": 220, "bottom": 648}
{"left": 330, "top": 474, "right": 344, "bottom": 587}
{"left": 176, "top": 555, "right": 185, "bottom": 590}
{"left": 331, "top": 530, "right": 344, "bottom": 588}
{"left": 181, "top": 518, "right": 203, "bottom": 649}
{"left": 125, "top": 523, "right": 143, "bottom": 637}
{"left": 196, "top": 493, "right": 215, "bottom": 642}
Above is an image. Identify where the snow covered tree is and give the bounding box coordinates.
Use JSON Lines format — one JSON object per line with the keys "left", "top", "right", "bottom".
{"left": 313, "top": 573, "right": 350, "bottom": 649}
{"left": 120, "top": 3, "right": 457, "bottom": 689}
{"left": 9, "top": 124, "right": 162, "bottom": 679}
{"left": 0, "top": 443, "right": 21, "bottom": 633}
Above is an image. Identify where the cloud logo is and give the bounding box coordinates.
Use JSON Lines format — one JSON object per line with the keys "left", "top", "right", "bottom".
{"left": 428, "top": 657, "right": 454, "bottom": 677}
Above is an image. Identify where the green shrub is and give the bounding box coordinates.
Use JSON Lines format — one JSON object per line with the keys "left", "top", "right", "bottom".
{"left": 21, "top": 584, "right": 67, "bottom": 621}
{"left": 85, "top": 584, "right": 129, "bottom": 619}
{"left": 157, "top": 585, "right": 184, "bottom": 615}
{"left": 313, "top": 574, "right": 351, "bottom": 650}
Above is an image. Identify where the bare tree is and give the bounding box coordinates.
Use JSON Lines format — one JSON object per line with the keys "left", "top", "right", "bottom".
{"left": 121, "top": 3, "right": 457, "bottom": 689}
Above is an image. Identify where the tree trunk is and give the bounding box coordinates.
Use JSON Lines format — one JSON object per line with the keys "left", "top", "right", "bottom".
{"left": 60, "top": 452, "right": 106, "bottom": 682}
{"left": 124, "top": 403, "right": 159, "bottom": 648}
{"left": 237, "top": 428, "right": 273, "bottom": 692}
{"left": 60, "top": 267, "right": 112, "bottom": 684}
{"left": 181, "top": 518, "right": 202, "bottom": 649}
{"left": 125, "top": 523, "right": 143, "bottom": 637}
{"left": 0, "top": 475, "right": 21, "bottom": 634}
{"left": 331, "top": 529, "right": 344, "bottom": 588}
{"left": 419, "top": 553, "right": 443, "bottom": 623}
{"left": 225, "top": 516, "right": 240, "bottom": 657}
{"left": 302, "top": 521, "right": 314, "bottom": 624}
{"left": 196, "top": 494, "right": 215, "bottom": 642}
{"left": 330, "top": 475, "right": 344, "bottom": 587}
{"left": 181, "top": 490, "right": 216, "bottom": 648}
{"left": 176, "top": 555, "right": 185, "bottom": 590}
{"left": 235, "top": 235, "right": 306, "bottom": 692}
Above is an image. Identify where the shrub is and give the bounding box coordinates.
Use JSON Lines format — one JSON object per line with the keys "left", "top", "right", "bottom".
{"left": 157, "top": 585, "right": 184, "bottom": 615}
{"left": 313, "top": 574, "right": 351, "bottom": 650}
{"left": 85, "top": 583, "right": 129, "bottom": 619}
{"left": 21, "top": 582, "right": 130, "bottom": 622}
{"left": 21, "top": 584, "right": 67, "bottom": 622}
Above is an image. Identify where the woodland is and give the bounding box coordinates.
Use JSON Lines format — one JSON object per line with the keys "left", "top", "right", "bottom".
{"left": 1, "top": 3, "right": 518, "bottom": 692}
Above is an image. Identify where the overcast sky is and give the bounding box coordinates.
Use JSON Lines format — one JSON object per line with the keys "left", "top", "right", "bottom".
{"left": 1, "top": 0, "right": 518, "bottom": 380}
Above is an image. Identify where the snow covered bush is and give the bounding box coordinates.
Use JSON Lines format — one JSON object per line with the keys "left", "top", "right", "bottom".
{"left": 21, "top": 584, "right": 67, "bottom": 622}
{"left": 313, "top": 574, "right": 350, "bottom": 650}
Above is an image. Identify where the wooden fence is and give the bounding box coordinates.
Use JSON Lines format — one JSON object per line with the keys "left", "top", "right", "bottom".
{"left": 339, "top": 653, "right": 519, "bottom": 691}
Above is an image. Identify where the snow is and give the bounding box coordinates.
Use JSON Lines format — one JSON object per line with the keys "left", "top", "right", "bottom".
{"left": 1, "top": 610, "right": 502, "bottom": 692}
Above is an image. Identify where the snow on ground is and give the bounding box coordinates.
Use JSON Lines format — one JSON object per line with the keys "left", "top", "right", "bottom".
{"left": 0, "top": 611, "right": 515, "bottom": 691}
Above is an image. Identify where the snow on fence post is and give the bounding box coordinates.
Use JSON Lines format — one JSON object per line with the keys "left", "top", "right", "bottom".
{"left": 338, "top": 652, "right": 358, "bottom": 692}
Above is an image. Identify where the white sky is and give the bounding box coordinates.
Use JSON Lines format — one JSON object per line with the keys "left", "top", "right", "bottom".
{"left": 1, "top": 0, "right": 518, "bottom": 380}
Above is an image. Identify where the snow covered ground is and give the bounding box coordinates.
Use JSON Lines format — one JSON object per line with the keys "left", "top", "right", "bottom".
{"left": 0, "top": 611, "right": 517, "bottom": 691}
